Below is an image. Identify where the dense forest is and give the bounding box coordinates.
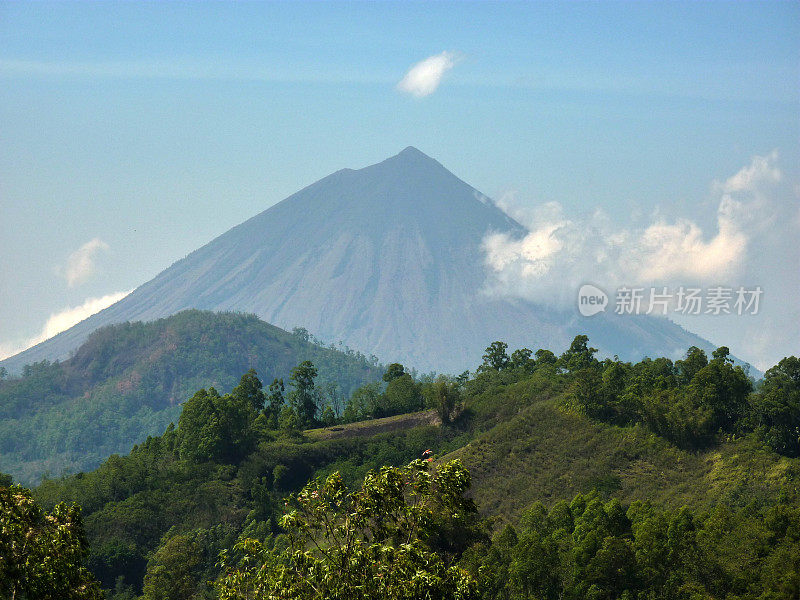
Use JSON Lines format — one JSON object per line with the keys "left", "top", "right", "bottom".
{"left": 2, "top": 336, "right": 799, "bottom": 599}
{"left": 0, "top": 310, "right": 384, "bottom": 484}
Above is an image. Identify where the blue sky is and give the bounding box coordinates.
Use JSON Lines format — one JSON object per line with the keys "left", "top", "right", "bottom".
{"left": 1, "top": 1, "right": 798, "bottom": 369}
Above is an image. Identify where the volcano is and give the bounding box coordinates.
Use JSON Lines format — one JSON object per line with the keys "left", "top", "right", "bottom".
{"left": 2, "top": 147, "right": 720, "bottom": 374}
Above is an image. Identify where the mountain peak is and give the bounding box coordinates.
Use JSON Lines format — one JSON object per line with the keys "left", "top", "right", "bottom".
{"left": 398, "top": 145, "right": 427, "bottom": 158}
{"left": 384, "top": 146, "right": 441, "bottom": 168}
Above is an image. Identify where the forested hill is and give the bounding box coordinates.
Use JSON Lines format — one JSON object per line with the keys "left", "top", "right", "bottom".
{"left": 19, "top": 339, "right": 799, "bottom": 599}
{"left": 0, "top": 310, "right": 383, "bottom": 485}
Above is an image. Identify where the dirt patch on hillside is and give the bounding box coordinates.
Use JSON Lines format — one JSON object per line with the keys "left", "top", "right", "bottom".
{"left": 307, "top": 410, "right": 441, "bottom": 440}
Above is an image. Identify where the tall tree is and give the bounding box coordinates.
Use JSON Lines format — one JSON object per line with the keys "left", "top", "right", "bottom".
{"left": 176, "top": 388, "right": 225, "bottom": 463}
{"left": 176, "top": 384, "right": 257, "bottom": 463}
{"left": 384, "top": 374, "right": 423, "bottom": 417}
{"left": 481, "top": 341, "right": 510, "bottom": 371}
{"left": 559, "top": 335, "right": 598, "bottom": 373}
{"left": 688, "top": 352, "right": 752, "bottom": 432}
{"left": 266, "top": 378, "right": 285, "bottom": 420}
{"left": 433, "top": 379, "right": 461, "bottom": 425}
{"left": 676, "top": 346, "right": 708, "bottom": 384}
{"left": 383, "top": 363, "right": 407, "bottom": 383}
{"left": 289, "top": 361, "right": 319, "bottom": 427}
{"left": 510, "top": 348, "right": 535, "bottom": 372}
{"left": 231, "top": 369, "right": 266, "bottom": 412}
{"left": 754, "top": 356, "right": 800, "bottom": 456}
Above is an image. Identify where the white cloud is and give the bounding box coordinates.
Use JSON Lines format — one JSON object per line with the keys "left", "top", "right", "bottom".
{"left": 0, "top": 341, "right": 24, "bottom": 363}
{"left": 481, "top": 152, "right": 800, "bottom": 369}
{"left": 38, "top": 291, "right": 131, "bottom": 340}
{"left": 632, "top": 215, "right": 747, "bottom": 282}
{"left": 397, "top": 51, "right": 458, "bottom": 97}
{"left": 481, "top": 204, "right": 751, "bottom": 308}
{"left": 62, "top": 238, "right": 109, "bottom": 287}
{"left": 482, "top": 152, "right": 786, "bottom": 306}
{"left": 0, "top": 290, "right": 132, "bottom": 361}
{"left": 716, "top": 149, "right": 781, "bottom": 194}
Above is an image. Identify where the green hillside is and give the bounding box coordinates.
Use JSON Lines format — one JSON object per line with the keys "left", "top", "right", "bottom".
{"left": 451, "top": 374, "right": 796, "bottom": 521}
{"left": 9, "top": 336, "right": 797, "bottom": 599}
{"left": 0, "top": 310, "right": 384, "bottom": 484}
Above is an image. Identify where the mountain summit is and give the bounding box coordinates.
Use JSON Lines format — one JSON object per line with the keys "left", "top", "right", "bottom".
{"left": 3, "top": 148, "right": 716, "bottom": 373}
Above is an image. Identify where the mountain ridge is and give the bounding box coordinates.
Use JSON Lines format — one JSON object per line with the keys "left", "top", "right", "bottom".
{"left": 1, "top": 147, "right": 737, "bottom": 374}
{"left": 0, "top": 309, "right": 384, "bottom": 484}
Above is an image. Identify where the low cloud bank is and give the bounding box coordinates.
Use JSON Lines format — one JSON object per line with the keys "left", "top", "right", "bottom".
{"left": 0, "top": 290, "right": 132, "bottom": 361}
{"left": 483, "top": 151, "right": 790, "bottom": 305}
{"left": 481, "top": 151, "right": 799, "bottom": 370}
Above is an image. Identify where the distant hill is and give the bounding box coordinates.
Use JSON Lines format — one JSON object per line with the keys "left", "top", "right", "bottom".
{"left": 0, "top": 147, "right": 736, "bottom": 376}
{"left": 0, "top": 310, "right": 383, "bottom": 484}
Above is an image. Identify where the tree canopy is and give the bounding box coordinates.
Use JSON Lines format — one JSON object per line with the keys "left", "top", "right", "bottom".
{"left": 0, "top": 483, "right": 102, "bottom": 600}
{"left": 216, "top": 459, "right": 479, "bottom": 600}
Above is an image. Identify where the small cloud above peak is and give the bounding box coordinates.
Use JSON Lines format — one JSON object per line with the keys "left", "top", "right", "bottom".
{"left": 59, "top": 238, "right": 110, "bottom": 287}
{"left": 397, "top": 51, "right": 459, "bottom": 98}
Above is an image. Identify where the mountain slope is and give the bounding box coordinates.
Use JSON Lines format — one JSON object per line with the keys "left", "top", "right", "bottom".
{"left": 2, "top": 147, "right": 725, "bottom": 375}
{"left": 0, "top": 310, "right": 383, "bottom": 484}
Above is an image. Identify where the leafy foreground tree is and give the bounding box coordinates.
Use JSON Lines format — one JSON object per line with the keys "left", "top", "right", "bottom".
{"left": 216, "top": 459, "right": 480, "bottom": 600}
{"left": 0, "top": 484, "right": 102, "bottom": 600}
